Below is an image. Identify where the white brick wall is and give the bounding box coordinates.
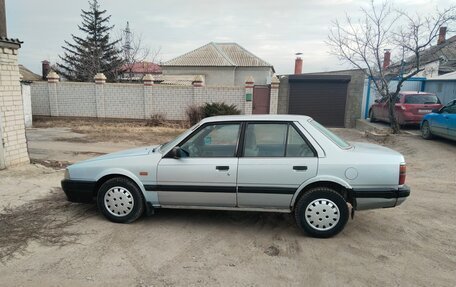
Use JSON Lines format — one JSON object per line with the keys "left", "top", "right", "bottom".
{"left": 103, "top": 83, "right": 144, "bottom": 119}
{"left": 30, "top": 82, "right": 49, "bottom": 115}
{"left": 30, "top": 81, "right": 246, "bottom": 121}
{"left": 0, "top": 47, "right": 30, "bottom": 168}
{"left": 57, "top": 82, "right": 96, "bottom": 117}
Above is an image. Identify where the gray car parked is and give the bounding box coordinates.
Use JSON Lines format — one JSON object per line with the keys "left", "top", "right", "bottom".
{"left": 62, "top": 115, "right": 410, "bottom": 238}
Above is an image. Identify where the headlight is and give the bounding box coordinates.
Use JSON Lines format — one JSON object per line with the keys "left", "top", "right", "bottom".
{"left": 64, "top": 169, "right": 70, "bottom": 179}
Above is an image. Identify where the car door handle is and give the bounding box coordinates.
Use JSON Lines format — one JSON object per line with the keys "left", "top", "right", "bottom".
{"left": 216, "top": 166, "right": 229, "bottom": 171}
{"left": 293, "top": 166, "right": 308, "bottom": 171}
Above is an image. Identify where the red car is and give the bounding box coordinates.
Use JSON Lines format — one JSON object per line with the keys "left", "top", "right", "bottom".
{"left": 369, "top": 92, "right": 442, "bottom": 125}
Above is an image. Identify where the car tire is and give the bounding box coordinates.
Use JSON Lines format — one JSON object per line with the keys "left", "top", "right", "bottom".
{"left": 294, "top": 187, "right": 349, "bottom": 238}
{"left": 421, "top": 121, "right": 434, "bottom": 140}
{"left": 97, "top": 177, "right": 145, "bottom": 223}
{"left": 369, "top": 109, "right": 377, "bottom": 122}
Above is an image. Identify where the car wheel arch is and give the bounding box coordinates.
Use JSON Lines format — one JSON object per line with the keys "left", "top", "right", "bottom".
{"left": 290, "top": 178, "right": 352, "bottom": 210}
{"left": 94, "top": 170, "right": 147, "bottom": 198}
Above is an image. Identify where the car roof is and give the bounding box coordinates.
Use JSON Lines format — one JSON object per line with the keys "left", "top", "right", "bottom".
{"left": 399, "top": 91, "right": 434, "bottom": 96}
{"left": 200, "top": 114, "right": 313, "bottom": 123}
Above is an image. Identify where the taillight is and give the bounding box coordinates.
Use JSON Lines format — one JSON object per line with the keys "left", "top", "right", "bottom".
{"left": 399, "top": 164, "right": 406, "bottom": 185}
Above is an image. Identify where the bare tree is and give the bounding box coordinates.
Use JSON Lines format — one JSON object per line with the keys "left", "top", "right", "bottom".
{"left": 117, "top": 22, "right": 161, "bottom": 82}
{"left": 328, "top": 1, "right": 455, "bottom": 133}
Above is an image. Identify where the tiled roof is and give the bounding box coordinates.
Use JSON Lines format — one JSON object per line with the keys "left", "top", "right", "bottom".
{"left": 389, "top": 35, "right": 456, "bottom": 74}
{"left": 19, "top": 65, "right": 41, "bottom": 82}
{"left": 163, "top": 42, "right": 273, "bottom": 68}
{"left": 120, "top": 61, "right": 161, "bottom": 74}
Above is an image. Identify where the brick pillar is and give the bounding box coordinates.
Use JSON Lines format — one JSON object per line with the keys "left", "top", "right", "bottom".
{"left": 193, "top": 75, "right": 204, "bottom": 87}
{"left": 47, "top": 71, "right": 60, "bottom": 117}
{"left": 244, "top": 76, "right": 254, "bottom": 115}
{"left": 269, "top": 75, "right": 280, "bottom": 114}
{"left": 192, "top": 75, "right": 205, "bottom": 108}
{"left": 94, "top": 73, "right": 106, "bottom": 118}
{"left": 143, "top": 74, "right": 154, "bottom": 119}
{"left": 0, "top": 43, "right": 30, "bottom": 168}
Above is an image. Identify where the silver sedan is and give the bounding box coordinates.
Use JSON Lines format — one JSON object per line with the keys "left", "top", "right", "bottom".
{"left": 62, "top": 115, "right": 410, "bottom": 238}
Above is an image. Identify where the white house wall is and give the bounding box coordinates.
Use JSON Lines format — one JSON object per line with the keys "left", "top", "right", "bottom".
{"left": 161, "top": 66, "right": 236, "bottom": 86}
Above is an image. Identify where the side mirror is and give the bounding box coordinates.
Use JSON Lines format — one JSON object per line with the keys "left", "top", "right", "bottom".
{"left": 171, "top": 146, "right": 182, "bottom": 159}
{"left": 374, "top": 99, "right": 380, "bottom": 103}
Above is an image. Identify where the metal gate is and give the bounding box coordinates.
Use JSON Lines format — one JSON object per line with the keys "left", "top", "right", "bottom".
{"left": 252, "top": 85, "right": 270, "bottom": 114}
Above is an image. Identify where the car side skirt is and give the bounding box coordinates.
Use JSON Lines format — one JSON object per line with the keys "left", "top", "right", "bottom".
{"left": 158, "top": 205, "right": 291, "bottom": 213}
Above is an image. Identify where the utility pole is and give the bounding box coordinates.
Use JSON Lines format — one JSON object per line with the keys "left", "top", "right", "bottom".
{"left": 122, "top": 21, "right": 133, "bottom": 81}
{"left": 0, "top": 0, "right": 7, "bottom": 38}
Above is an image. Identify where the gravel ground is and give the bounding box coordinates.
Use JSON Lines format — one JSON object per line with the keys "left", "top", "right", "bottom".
{"left": 0, "top": 126, "right": 455, "bottom": 287}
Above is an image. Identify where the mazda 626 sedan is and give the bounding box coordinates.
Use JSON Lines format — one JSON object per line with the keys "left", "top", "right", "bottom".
{"left": 62, "top": 115, "right": 410, "bottom": 238}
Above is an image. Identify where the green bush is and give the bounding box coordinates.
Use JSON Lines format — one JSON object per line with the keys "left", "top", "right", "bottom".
{"left": 202, "top": 102, "right": 241, "bottom": 118}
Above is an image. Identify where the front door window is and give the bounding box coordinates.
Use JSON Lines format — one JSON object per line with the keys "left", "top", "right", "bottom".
{"left": 180, "top": 124, "right": 240, "bottom": 157}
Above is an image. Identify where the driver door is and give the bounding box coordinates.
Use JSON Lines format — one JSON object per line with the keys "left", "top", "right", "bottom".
{"left": 156, "top": 123, "right": 240, "bottom": 207}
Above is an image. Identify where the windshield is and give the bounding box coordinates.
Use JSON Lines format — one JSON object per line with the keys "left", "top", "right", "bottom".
{"left": 159, "top": 124, "right": 199, "bottom": 152}
{"left": 309, "top": 120, "right": 351, "bottom": 149}
{"left": 405, "top": 94, "right": 440, "bottom": 104}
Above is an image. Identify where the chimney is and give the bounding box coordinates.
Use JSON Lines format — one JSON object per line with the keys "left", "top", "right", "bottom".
{"left": 42, "top": 60, "right": 50, "bottom": 80}
{"left": 383, "top": 49, "right": 391, "bottom": 70}
{"left": 294, "top": 54, "right": 303, "bottom": 75}
{"left": 437, "top": 27, "right": 447, "bottom": 45}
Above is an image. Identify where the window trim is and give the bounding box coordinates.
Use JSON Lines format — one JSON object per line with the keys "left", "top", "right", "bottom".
{"left": 164, "top": 120, "right": 318, "bottom": 159}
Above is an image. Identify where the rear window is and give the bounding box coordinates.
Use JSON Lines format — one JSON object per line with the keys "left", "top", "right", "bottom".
{"left": 404, "top": 95, "right": 440, "bottom": 104}
{"left": 309, "top": 120, "right": 351, "bottom": 149}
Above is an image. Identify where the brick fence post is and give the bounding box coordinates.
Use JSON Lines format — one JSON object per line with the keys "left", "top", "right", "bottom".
{"left": 143, "top": 74, "right": 154, "bottom": 119}
{"left": 244, "top": 76, "right": 254, "bottom": 115}
{"left": 94, "top": 73, "right": 106, "bottom": 118}
{"left": 192, "top": 75, "right": 205, "bottom": 107}
{"left": 269, "top": 75, "right": 280, "bottom": 114}
{"left": 47, "top": 71, "right": 60, "bottom": 117}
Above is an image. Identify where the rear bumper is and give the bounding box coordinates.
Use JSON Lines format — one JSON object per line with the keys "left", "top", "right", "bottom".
{"left": 61, "top": 179, "right": 97, "bottom": 203}
{"left": 353, "top": 185, "right": 410, "bottom": 210}
{"left": 397, "top": 112, "right": 425, "bottom": 125}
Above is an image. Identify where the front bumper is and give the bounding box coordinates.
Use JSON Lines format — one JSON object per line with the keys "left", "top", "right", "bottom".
{"left": 61, "top": 179, "right": 97, "bottom": 203}
{"left": 353, "top": 185, "right": 410, "bottom": 210}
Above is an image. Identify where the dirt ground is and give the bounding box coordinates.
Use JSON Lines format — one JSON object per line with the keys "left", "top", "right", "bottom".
{"left": 0, "top": 119, "right": 455, "bottom": 287}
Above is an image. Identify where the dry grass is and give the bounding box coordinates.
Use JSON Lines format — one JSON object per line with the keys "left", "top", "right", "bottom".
{"left": 31, "top": 159, "right": 72, "bottom": 169}
{"left": 33, "top": 117, "right": 186, "bottom": 145}
{"left": 0, "top": 189, "right": 94, "bottom": 263}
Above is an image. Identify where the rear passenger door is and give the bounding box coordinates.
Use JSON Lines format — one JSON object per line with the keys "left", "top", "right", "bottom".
{"left": 236, "top": 122, "right": 318, "bottom": 209}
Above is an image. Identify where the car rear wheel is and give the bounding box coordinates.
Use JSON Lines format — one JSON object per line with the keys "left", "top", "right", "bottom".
{"left": 421, "top": 121, "right": 434, "bottom": 140}
{"left": 369, "top": 109, "right": 377, "bottom": 122}
{"left": 97, "top": 177, "right": 145, "bottom": 223}
{"left": 294, "top": 187, "right": 349, "bottom": 238}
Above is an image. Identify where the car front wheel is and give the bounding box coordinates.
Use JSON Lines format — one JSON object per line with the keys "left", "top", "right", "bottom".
{"left": 294, "top": 187, "right": 349, "bottom": 238}
{"left": 97, "top": 177, "right": 145, "bottom": 223}
{"left": 421, "top": 121, "right": 434, "bottom": 140}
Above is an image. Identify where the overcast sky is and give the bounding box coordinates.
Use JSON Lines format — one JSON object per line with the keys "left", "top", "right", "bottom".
{"left": 6, "top": 0, "right": 454, "bottom": 75}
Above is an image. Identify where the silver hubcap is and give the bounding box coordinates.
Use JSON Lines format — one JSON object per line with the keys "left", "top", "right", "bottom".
{"left": 422, "top": 123, "right": 429, "bottom": 136}
{"left": 305, "top": 198, "right": 340, "bottom": 231}
{"left": 104, "top": 186, "right": 134, "bottom": 217}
